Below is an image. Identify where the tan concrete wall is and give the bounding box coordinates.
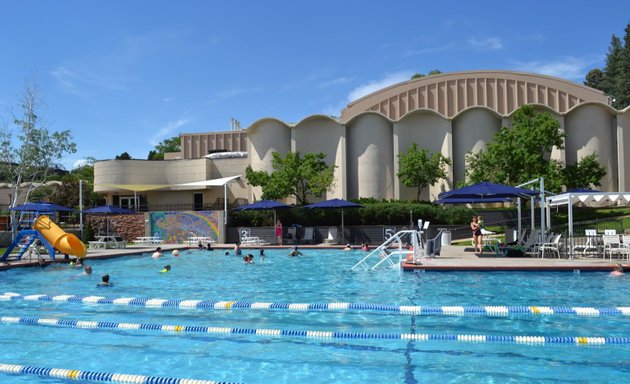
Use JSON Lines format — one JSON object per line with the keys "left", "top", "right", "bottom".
{"left": 618, "top": 108, "right": 630, "bottom": 191}
{"left": 452, "top": 108, "right": 502, "bottom": 184}
{"left": 94, "top": 159, "right": 210, "bottom": 192}
{"left": 565, "top": 104, "right": 616, "bottom": 190}
{"left": 180, "top": 131, "right": 247, "bottom": 159}
{"left": 342, "top": 70, "right": 608, "bottom": 122}
{"left": 293, "top": 116, "right": 345, "bottom": 199}
{"left": 346, "top": 113, "right": 393, "bottom": 199}
{"left": 247, "top": 119, "right": 291, "bottom": 201}
{"left": 394, "top": 111, "right": 452, "bottom": 201}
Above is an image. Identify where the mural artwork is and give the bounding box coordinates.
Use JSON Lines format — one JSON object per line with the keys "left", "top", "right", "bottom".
{"left": 150, "top": 211, "right": 220, "bottom": 243}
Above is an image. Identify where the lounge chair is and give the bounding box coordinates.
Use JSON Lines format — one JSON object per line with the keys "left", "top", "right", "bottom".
{"left": 324, "top": 227, "right": 339, "bottom": 245}
{"left": 302, "top": 227, "right": 314, "bottom": 244}
{"left": 538, "top": 234, "right": 563, "bottom": 258}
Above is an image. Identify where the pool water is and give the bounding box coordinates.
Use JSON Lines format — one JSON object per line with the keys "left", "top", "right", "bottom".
{"left": 1, "top": 248, "right": 629, "bottom": 383}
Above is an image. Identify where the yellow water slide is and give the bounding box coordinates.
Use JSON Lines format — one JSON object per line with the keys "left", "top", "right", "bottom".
{"left": 33, "top": 215, "right": 87, "bottom": 258}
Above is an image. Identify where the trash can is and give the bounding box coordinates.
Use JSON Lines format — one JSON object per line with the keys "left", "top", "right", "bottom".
{"left": 441, "top": 230, "right": 451, "bottom": 246}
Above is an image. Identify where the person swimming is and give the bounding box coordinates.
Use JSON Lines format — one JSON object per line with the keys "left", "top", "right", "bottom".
{"left": 97, "top": 274, "right": 113, "bottom": 287}
{"left": 160, "top": 265, "right": 171, "bottom": 273}
{"left": 288, "top": 246, "right": 302, "bottom": 257}
{"left": 152, "top": 247, "right": 163, "bottom": 259}
{"left": 610, "top": 264, "right": 625, "bottom": 276}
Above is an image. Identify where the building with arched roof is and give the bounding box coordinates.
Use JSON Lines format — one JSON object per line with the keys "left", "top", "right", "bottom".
{"left": 94, "top": 70, "right": 630, "bottom": 210}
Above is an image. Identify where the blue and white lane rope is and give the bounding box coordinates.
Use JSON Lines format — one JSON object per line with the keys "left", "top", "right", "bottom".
{"left": 0, "top": 362, "right": 236, "bottom": 384}
{"left": 2, "top": 292, "right": 629, "bottom": 318}
{"left": 1, "top": 315, "right": 628, "bottom": 346}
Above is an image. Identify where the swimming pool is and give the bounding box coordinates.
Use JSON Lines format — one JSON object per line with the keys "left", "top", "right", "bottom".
{"left": 1, "top": 248, "right": 629, "bottom": 383}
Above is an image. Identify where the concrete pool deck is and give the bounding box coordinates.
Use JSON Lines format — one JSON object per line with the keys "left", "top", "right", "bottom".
{"left": 0, "top": 243, "right": 626, "bottom": 272}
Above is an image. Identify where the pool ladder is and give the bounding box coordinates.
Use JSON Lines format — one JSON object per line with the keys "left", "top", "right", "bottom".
{"left": 351, "top": 230, "right": 424, "bottom": 271}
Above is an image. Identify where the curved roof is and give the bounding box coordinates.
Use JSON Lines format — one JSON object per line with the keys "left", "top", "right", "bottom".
{"left": 341, "top": 70, "right": 609, "bottom": 122}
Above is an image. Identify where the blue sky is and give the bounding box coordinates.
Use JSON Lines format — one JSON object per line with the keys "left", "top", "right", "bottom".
{"left": 1, "top": 1, "right": 629, "bottom": 170}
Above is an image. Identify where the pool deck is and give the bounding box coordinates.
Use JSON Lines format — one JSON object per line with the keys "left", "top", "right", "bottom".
{"left": 0, "top": 243, "right": 627, "bottom": 272}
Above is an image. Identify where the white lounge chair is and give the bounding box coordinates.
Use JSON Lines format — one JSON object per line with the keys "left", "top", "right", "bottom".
{"left": 324, "top": 227, "right": 339, "bottom": 245}
{"left": 302, "top": 227, "right": 314, "bottom": 244}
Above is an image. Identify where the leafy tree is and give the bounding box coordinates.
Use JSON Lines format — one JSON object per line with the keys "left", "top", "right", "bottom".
{"left": 465, "top": 105, "right": 566, "bottom": 192}
{"left": 397, "top": 143, "right": 451, "bottom": 200}
{"left": 411, "top": 70, "right": 442, "bottom": 79}
{"left": 148, "top": 136, "right": 181, "bottom": 160}
{"left": 563, "top": 153, "right": 607, "bottom": 190}
{"left": 584, "top": 68, "right": 605, "bottom": 90}
{"left": 584, "top": 22, "right": 630, "bottom": 108}
{"left": 245, "top": 151, "right": 336, "bottom": 205}
{"left": 48, "top": 157, "right": 105, "bottom": 209}
{"left": 115, "top": 152, "right": 132, "bottom": 160}
{"left": 0, "top": 79, "right": 77, "bottom": 224}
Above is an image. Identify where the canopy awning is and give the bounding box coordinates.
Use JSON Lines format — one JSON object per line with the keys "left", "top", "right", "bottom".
{"left": 99, "top": 175, "right": 241, "bottom": 192}
{"left": 546, "top": 192, "right": 630, "bottom": 207}
{"left": 174, "top": 175, "right": 241, "bottom": 189}
{"left": 101, "top": 184, "right": 171, "bottom": 192}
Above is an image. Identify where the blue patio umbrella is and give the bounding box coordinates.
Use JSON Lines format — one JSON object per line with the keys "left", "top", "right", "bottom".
{"left": 83, "top": 205, "right": 134, "bottom": 235}
{"left": 83, "top": 205, "right": 134, "bottom": 215}
{"left": 10, "top": 202, "right": 74, "bottom": 212}
{"left": 434, "top": 196, "right": 512, "bottom": 204}
{"left": 232, "top": 200, "right": 291, "bottom": 226}
{"left": 303, "top": 199, "right": 363, "bottom": 242}
{"left": 437, "top": 182, "right": 537, "bottom": 201}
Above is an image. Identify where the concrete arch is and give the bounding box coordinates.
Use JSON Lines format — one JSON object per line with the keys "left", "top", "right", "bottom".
{"left": 394, "top": 110, "right": 452, "bottom": 200}
{"left": 293, "top": 116, "right": 345, "bottom": 198}
{"left": 341, "top": 70, "right": 608, "bottom": 122}
{"left": 346, "top": 114, "right": 394, "bottom": 199}
{"left": 565, "top": 103, "right": 617, "bottom": 190}
{"left": 247, "top": 119, "right": 292, "bottom": 200}
{"left": 452, "top": 108, "right": 502, "bottom": 184}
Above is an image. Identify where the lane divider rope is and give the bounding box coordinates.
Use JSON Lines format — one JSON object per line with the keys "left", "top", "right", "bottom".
{"left": 0, "top": 362, "right": 237, "bottom": 384}
{"left": 1, "top": 314, "right": 628, "bottom": 346}
{"left": 2, "top": 292, "right": 629, "bottom": 318}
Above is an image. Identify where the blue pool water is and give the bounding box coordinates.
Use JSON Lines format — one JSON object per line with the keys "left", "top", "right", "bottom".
{"left": 1, "top": 248, "right": 629, "bottom": 383}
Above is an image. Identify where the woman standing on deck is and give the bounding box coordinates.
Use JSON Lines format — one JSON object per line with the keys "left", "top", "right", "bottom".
{"left": 275, "top": 220, "right": 283, "bottom": 245}
{"left": 470, "top": 216, "right": 482, "bottom": 254}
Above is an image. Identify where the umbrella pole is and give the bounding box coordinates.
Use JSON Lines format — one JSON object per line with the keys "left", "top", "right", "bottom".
{"left": 341, "top": 208, "right": 344, "bottom": 243}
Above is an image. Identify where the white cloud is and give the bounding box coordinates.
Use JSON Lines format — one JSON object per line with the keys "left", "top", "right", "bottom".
{"left": 150, "top": 118, "right": 191, "bottom": 146}
{"left": 402, "top": 44, "right": 454, "bottom": 58}
{"left": 347, "top": 71, "right": 413, "bottom": 102}
{"left": 317, "top": 77, "right": 353, "bottom": 88}
{"left": 468, "top": 37, "right": 503, "bottom": 50}
{"left": 72, "top": 158, "right": 89, "bottom": 169}
{"left": 162, "top": 97, "right": 175, "bottom": 102}
{"left": 511, "top": 56, "right": 603, "bottom": 81}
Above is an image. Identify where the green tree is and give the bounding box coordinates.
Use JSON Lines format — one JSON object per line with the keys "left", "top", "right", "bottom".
{"left": 0, "top": 79, "right": 77, "bottom": 209}
{"left": 48, "top": 157, "right": 105, "bottom": 209}
{"left": 148, "top": 136, "right": 181, "bottom": 160}
{"left": 584, "top": 68, "right": 605, "bottom": 90}
{"left": 245, "top": 151, "right": 336, "bottom": 205}
{"left": 465, "top": 105, "right": 566, "bottom": 192}
{"left": 115, "top": 152, "right": 132, "bottom": 160}
{"left": 397, "top": 143, "right": 451, "bottom": 201}
{"left": 563, "top": 153, "right": 607, "bottom": 190}
{"left": 584, "top": 23, "right": 630, "bottom": 109}
{"left": 411, "top": 70, "right": 442, "bottom": 79}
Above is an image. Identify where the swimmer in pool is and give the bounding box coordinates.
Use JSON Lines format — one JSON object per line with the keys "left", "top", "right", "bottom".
{"left": 97, "top": 274, "right": 113, "bottom": 287}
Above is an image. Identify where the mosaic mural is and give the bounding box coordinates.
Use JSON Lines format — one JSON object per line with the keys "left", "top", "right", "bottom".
{"left": 150, "top": 211, "right": 220, "bottom": 243}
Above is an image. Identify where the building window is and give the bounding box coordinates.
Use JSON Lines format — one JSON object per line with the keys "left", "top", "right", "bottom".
{"left": 193, "top": 192, "right": 204, "bottom": 211}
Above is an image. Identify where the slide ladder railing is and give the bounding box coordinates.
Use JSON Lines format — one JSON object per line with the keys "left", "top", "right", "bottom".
{"left": 352, "top": 230, "right": 424, "bottom": 271}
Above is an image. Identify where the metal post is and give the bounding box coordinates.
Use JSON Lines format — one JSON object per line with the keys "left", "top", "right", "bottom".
{"left": 224, "top": 183, "right": 228, "bottom": 225}
{"left": 517, "top": 198, "right": 522, "bottom": 236}
{"left": 539, "top": 178, "right": 545, "bottom": 241}
{"left": 530, "top": 196, "right": 535, "bottom": 232}
{"left": 79, "top": 180, "right": 84, "bottom": 240}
